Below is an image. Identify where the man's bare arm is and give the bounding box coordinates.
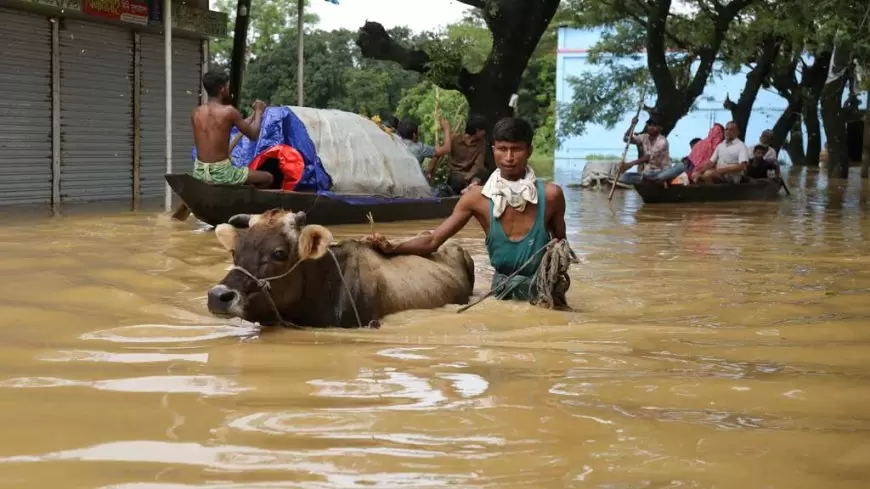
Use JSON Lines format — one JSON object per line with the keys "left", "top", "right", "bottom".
{"left": 231, "top": 105, "right": 264, "bottom": 141}
{"left": 547, "top": 184, "right": 567, "bottom": 240}
{"left": 387, "top": 192, "right": 475, "bottom": 256}
{"left": 433, "top": 119, "right": 452, "bottom": 157}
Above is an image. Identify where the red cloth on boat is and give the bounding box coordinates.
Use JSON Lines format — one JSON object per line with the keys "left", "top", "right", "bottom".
{"left": 688, "top": 124, "right": 725, "bottom": 182}
{"left": 248, "top": 144, "right": 305, "bottom": 191}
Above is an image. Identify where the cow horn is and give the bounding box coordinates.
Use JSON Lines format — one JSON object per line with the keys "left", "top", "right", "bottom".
{"left": 227, "top": 214, "right": 262, "bottom": 228}
{"left": 281, "top": 210, "right": 307, "bottom": 229}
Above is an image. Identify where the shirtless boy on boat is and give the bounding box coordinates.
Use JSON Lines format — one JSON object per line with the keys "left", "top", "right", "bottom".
{"left": 191, "top": 71, "right": 273, "bottom": 188}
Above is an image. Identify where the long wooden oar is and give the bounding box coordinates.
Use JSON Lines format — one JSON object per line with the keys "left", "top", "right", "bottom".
{"left": 608, "top": 86, "right": 648, "bottom": 201}
{"left": 171, "top": 125, "right": 248, "bottom": 222}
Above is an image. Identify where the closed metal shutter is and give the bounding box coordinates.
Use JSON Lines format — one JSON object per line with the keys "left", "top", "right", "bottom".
{"left": 0, "top": 9, "right": 52, "bottom": 206}
{"left": 59, "top": 20, "right": 133, "bottom": 202}
{"left": 140, "top": 34, "right": 202, "bottom": 199}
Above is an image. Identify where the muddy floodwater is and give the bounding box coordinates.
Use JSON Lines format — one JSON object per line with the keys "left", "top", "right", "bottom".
{"left": 1, "top": 166, "right": 869, "bottom": 489}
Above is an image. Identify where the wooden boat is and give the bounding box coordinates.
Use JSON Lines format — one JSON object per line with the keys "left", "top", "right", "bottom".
{"left": 165, "top": 173, "right": 460, "bottom": 227}
{"left": 633, "top": 178, "right": 786, "bottom": 204}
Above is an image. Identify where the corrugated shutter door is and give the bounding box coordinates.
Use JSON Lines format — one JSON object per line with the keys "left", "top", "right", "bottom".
{"left": 0, "top": 9, "right": 52, "bottom": 206}
{"left": 140, "top": 34, "right": 202, "bottom": 199}
{"left": 59, "top": 20, "right": 133, "bottom": 202}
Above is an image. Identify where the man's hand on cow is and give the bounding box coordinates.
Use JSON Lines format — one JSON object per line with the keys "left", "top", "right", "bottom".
{"left": 364, "top": 232, "right": 395, "bottom": 255}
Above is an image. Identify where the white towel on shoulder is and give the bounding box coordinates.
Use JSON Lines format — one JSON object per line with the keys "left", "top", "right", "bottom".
{"left": 481, "top": 168, "right": 538, "bottom": 219}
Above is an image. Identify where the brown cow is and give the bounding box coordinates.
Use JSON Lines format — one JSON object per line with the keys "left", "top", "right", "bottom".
{"left": 206, "top": 209, "right": 475, "bottom": 327}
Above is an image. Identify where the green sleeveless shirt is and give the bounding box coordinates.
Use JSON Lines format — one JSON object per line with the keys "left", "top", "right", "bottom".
{"left": 484, "top": 178, "right": 551, "bottom": 301}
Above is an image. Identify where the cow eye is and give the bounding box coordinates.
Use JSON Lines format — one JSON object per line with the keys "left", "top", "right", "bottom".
{"left": 271, "top": 249, "right": 288, "bottom": 261}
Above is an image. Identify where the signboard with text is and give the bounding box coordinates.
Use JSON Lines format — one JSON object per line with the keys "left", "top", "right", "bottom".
{"left": 83, "top": 0, "right": 148, "bottom": 25}
{"left": 18, "top": 0, "right": 227, "bottom": 37}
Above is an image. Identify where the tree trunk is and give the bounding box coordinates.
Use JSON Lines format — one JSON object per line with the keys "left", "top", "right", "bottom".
{"left": 229, "top": 0, "right": 252, "bottom": 108}
{"left": 862, "top": 94, "right": 870, "bottom": 178}
{"left": 803, "top": 100, "right": 823, "bottom": 166}
{"left": 356, "top": 0, "right": 561, "bottom": 171}
{"left": 821, "top": 86, "right": 850, "bottom": 177}
{"left": 771, "top": 97, "right": 800, "bottom": 154}
{"left": 785, "top": 119, "right": 806, "bottom": 165}
{"left": 724, "top": 37, "right": 781, "bottom": 139}
{"left": 645, "top": 0, "right": 755, "bottom": 135}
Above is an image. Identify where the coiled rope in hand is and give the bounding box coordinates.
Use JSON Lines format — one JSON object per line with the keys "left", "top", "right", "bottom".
{"left": 530, "top": 239, "right": 577, "bottom": 310}
{"left": 458, "top": 238, "right": 577, "bottom": 313}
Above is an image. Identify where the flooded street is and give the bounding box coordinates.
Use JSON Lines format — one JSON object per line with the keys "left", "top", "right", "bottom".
{"left": 1, "top": 165, "right": 869, "bottom": 489}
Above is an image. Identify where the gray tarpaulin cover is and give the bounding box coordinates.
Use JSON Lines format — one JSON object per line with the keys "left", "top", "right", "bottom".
{"left": 291, "top": 107, "right": 434, "bottom": 198}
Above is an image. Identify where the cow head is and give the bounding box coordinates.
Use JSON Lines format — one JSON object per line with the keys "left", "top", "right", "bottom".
{"left": 207, "top": 209, "right": 333, "bottom": 324}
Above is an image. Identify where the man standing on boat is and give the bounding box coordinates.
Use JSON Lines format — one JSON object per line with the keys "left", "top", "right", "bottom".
{"left": 396, "top": 117, "right": 453, "bottom": 175}
{"left": 367, "top": 117, "right": 568, "bottom": 301}
{"left": 617, "top": 116, "right": 675, "bottom": 185}
{"left": 191, "top": 71, "right": 273, "bottom": 188}
{"left": 441, "top": 115, "right": 489, "bottom": 195}
{"left": 697, "top": 121, "right": 750, "bottom": 184}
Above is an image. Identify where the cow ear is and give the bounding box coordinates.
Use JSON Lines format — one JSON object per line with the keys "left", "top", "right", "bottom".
{"left": 215, "top": 224, "right": 237, "bottom": 251}
{"left": 297, "top": 225, "right": 332, "bottom": 260}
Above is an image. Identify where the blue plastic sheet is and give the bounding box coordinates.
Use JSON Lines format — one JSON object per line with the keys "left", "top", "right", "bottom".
{"left": 191, "top": 106, "right": 333, "bottom": 192}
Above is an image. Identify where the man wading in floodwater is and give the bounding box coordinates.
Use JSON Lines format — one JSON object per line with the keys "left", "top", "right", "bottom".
{"left": 368, "top": 117, "right": 568, "bottom": 300}
{"left": 191, "top": 71, "right": 273, "bottom": 188}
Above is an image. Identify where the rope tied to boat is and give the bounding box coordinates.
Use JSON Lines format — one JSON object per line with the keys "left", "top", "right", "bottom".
{"left": 231, "top": 248, "right": 365, "bottom": 328}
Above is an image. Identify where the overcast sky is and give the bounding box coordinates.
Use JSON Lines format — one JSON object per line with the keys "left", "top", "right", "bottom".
{"left": 307, "top": 0, "right": 469, "bottom": 32}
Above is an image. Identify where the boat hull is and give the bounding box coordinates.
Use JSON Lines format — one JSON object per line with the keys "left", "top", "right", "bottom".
{"left": 633, "top": 179, "right": 785, "bottom": 204}
{"left": 165, "top": 173, "right": 460, "bottom": 227}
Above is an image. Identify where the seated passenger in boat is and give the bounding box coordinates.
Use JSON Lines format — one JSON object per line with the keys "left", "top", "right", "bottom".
{"left": 688, "top": 124, "right": 725, "bottom": 182}
{"left": 745, "top": 144, "right": 781, "bottom": 180}
{"left": 367, "top": 117, "right": 569, "bottom": 303}
{"left": 396, "top": 117, "right": 452, "bottom": 178}
{"left": 443, "top": 115, "right": 489, "bottom": 195}
{"left": 617, "top": 117, "right": 678, "bottom": 184}
{"left": 191, "top": 71, "right": 273, "bottom": 188}
{"left": 673, "top": 137, "right": 703, "bottom": 183}
{"left": 696, "top": 121, "right": 749, "bottom": 184}
{"left": 757, "top": 129, "right": 778, "bottom": 163}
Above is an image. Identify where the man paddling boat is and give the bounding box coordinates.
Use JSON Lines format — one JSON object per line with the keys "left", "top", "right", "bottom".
{"left": 617, "top": 116, "right": 676, "bottom": 184}
{"left": 367, "top": 117, "right": 568, "bottom": 301}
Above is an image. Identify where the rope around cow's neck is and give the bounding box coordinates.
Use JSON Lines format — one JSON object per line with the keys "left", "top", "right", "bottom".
{"left": 230, "top": 248, "right": 363, "bottom": 328}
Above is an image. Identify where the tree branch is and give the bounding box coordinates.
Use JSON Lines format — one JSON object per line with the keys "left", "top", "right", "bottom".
{"left": 456, "top": 0, "right": 486, "bottom": 8}
{"left": 356, "top": 21, "right": 469, "bottom": 92}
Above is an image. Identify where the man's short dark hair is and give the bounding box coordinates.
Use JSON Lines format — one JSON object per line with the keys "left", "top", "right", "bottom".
{"left": 754, "top": 144, "right": 769, "bottom": 153}
{"left": 690, "top": 137, "right": 701, "bottom": 147}
{"left": 492, "top": 117, "right": 533, "bottom": 146}
{"left": 202, "top": 71, "right": 229, "bottom": 97}
{"left": 465, "top": 114, "right": 487, "bottom": 135}
{"left": 396, "top": 118, "right": 419, "bottom": 140}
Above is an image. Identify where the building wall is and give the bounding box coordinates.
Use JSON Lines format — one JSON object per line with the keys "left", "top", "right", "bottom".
{"left": 0, "top": 4, "right": 206, "bottom": 209}
{"left": 554, "top": 26, "right": 859, "bottom": 165}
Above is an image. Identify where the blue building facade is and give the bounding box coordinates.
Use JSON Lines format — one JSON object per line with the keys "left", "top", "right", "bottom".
{"left": 555, "top": 27, "right": 792, "bottom": 164}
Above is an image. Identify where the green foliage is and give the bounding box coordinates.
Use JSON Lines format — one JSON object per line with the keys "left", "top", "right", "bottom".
{"left": 396, "top": 81, "right": 469, "bottom": 143}
{"left": 211, "top": 1, "right": 559, "bottom": 158}
{"left": 557, "top": 64, "right": 650, "bottom": 139}
{"left": 528, "top": 153, "right": 554, "bottom": 179}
